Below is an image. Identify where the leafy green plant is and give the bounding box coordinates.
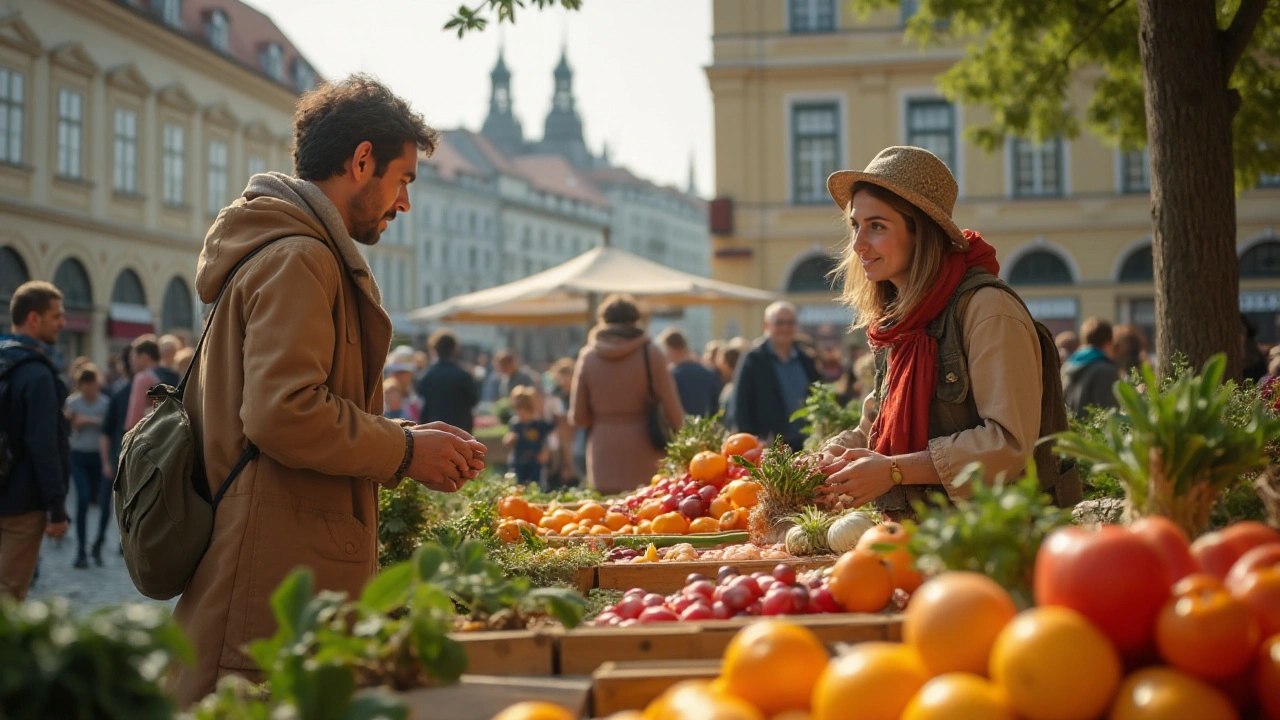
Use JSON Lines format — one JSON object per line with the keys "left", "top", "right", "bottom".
{"left": 437, "top": 539, "right": 587, "bottom": 630}
{"left": 490, "top": 539, "right": 605, "bottom": 590}
{"left": 735, "top": 436, "right": 829, "bottom": 543}
{"left": 661, "top": 412, "right": 728, "bottom": 478}
{"left": 908, "top": 462, "right": 1072, "bottom": 608}
{"left": 791, "top": 382, "right": 862, "bottom": 452}
{"left": 379, "top": 479, "right": 434, "bottom": 567}
{"left": 1054, "top": 354, "right": 1280, "bottom": 537}
{"left": 0, "top": 599, "right": 192, "bottom": 720}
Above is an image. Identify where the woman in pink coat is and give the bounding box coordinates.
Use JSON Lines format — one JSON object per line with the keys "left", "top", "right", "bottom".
{"left": 570, "top": 294, "right": 684, "bottom": 495}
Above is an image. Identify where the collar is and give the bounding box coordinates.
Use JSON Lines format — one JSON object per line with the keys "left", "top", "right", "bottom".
{"left": 766, "top": 339, "right": 800, "bottom": 362}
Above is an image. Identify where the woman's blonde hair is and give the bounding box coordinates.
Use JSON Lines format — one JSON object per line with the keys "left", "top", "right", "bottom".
{"left": 836, "top": 182, "right": 953, "bottom": 331}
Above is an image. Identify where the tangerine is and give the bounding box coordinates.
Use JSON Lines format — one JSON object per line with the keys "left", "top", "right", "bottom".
{"left": 524, "top": 504, "right": 544, "bottom": 525}
{"left": 498, "top": 495, "right": 531, "bottom": 520}
{"left": 540, "top": 509, "right": 575, "bottom": 533}
{"left": 689, "top": 516, "right": 720, "bottom": 534}
{"left": 827, "top": 548, "right": 895, "bottom": 613}
{"left": 1233, "top": 567, "right": 1280, "bottom": 639}
{"left": 720, "top": 620, "right": 828, "bottom": 715}
{"left": 576, "top": 502, "right": 607, "bottom": 525}
{"left": 1110, "top": 667, "right": 1239, "bottom": 720}
{"left": 691, "top": 451, "right": 730, "bottom": 483}
{"left": 590, "top": 525, "right": 613, "bottom": 536}
{"left": 646, "top": 680, "right": 764, "bottom": 720}
{"left": 652, "top": 511, "right": 690, "bottom": 535}
{"left": 637, "top": 500, "right": 664, "bottom": 521}
{"left": 638, "top": 519, "right": 653, "bottom": 534}
{"left": 719, "top": 509, "right": 745, "bottom": 531}
{"left": 1156, "top": 578, "right": 1261, "bottom": 680}
{"left": 492, "top": 701, "right": 576, "bottom": 720}
{"left": 709, "top": 497, "right": 733, "bottom": 519}
{"left": 723, "top": 433, "right": 761, "bottom": 458}
{"left": 988, "top": 607, "right": 1121, "bottom": 720}
{"left": 812, "top": 642, "right": 929, "bottom": 720}
{"left": 496, "top": 521, "right": 521, "bottom": 544}
{"left": 561, "top": 522, "right": 580, "bottom": 535}
{"left": 904, "top": 572, "right": 1018, "bottom": 677}
{"left": 1257, "top": 634, "right": 1280, "bottom": 720}
{"left": 857, "top": 522, "right": 922, "bottom": 593}
{"left": 901, "top": 673, "right": 1015, "bottom": 720}
{"left": 605, "top": 511, "right": 631, "bottom": 532}
{"left": 727, "top": 481, "right": 762, "bottom": 509}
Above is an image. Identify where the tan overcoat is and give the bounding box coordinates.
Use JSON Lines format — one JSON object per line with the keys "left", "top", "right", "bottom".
{"left": 169, "top": 174, "right": 408, "bottom": 704}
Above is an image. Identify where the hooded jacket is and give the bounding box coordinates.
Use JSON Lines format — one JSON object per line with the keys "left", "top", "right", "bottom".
{"left": 168, "top": 173, "right": 407, "bottom": 704}
{"left": 1061, "top": 346, "right": 1121, "bottom": 419}
{"left": 0, "top": 335, "right": 69, "bottom": 522}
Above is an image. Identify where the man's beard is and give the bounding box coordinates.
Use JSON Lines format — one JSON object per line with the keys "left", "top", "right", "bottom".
{"left": 350, "top": 180, "right": 395, "bottom": 246}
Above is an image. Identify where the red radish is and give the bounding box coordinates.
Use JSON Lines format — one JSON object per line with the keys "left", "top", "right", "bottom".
{"left": 790, "top": 586, "right": 811, "bottom": 613}
{"left": 761, "top": 589, "right": 795, "bottom": 616}
{"left": 807, "top": 576, "right": 824, "bottom": 590}
{"left": 678, "top": 496, "right": 705, "bottom": 519}
{"left": 683, "top": 580, "right": 716, "bottom": 602}
{"left": 717, "top": 566, "right": 740, "bottom": 584}
{"left": 624, "top": 588, "right": 646, "bottom": 599}
{"left": 619, "top": 619, "right": 638, "bottom": 628}
{"left": 721, "top": 584, "right": 753, "bottom": 612}
{"left": 730, "top": 575, "right": 763, "bottom": 601}
{"left": 698, "top": 485, "right": 719, "bottom": 504}
{"left": 681, "top": 603, "right": 715, "bottom": 621}
{"left": 642, "top": 593, "right": 666, "bottom": 607}
{"left": 712, "top": 601, "right": 731, "bottom": 620}
{"left": 637, "top": 607, "right": 679, "bottom": 623}
{"left": 811, "top": 587, "right": 843, "bottom": 613}
{"left": 751, "top": 571, "right": 770, "bottom": 580}
{"left": 686, "top": 573, "right": 710, "bottom": 586}
{"left": 746, "top": 600, "right": 763, "bottom": 616}
{"left": 615, "top": 598, "right": 645, "bottom": 620}
{"left": 660, "top": 497, "right": 679, "bottom": 514}
{"left": 596, "top": 612, "right": 619, "bottom": 624}
{"left": 670, "top": 595, "right": 695, "bottom": 614}
{"left": 756, "top": 576, "right": 778, "bottom": 594}
{"left": 772, "top": 564, "right": 797, "bottom": 586}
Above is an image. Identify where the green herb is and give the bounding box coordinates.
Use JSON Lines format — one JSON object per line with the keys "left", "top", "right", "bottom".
{"left": 661, "top": 412, "right": 728, "bottom": 478}
{"left": 735, "top": 436, "right": 829, "bottom": 544}
{"left": 584, "top": 589, "right": 624, "bottom": 621}
{"left": 909, "top": 462, "right": 1071, "bottom": 608}
{"left": 490, "top": 542, "right": 604, "bottom": 590}
{"left": 791, "top": 382, "right": 862, "bottom": 452}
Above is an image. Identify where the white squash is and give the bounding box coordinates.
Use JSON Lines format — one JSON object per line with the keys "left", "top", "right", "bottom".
{"left": 827, "top": 512, "right": 878, "bottom": 553}
{"left": 785, "top": 525, "right": 815, "bottom": 556}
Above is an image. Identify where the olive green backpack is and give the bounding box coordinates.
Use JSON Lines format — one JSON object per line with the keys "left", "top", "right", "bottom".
{"left": 114, "top": 240, "right": 284, "bottom": 600}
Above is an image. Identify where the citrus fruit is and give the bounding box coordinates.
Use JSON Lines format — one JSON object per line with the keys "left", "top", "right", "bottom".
{"left": 496, "top": 520, "right": 521, "bottom": 543}
{"left": 720, "top": 620, "right": 829, "bottom": 715}
{"left": 989, "top": 607, "right": 1121, "bottom": 720}
{"left": 561, "top": 522, "right": 580, "bottom": 535}
{"left": 652, "top": 512, "right": 690, "bottom": 535}
{"left": 856, "top": 522, "right": 922, "bottom": 593}
{"left": 709, "top": 497, "right": 733, "bottom": 518}
{"left": 904, "top": 572, "right": 1018, "bottom": 676}
{"left": 691, "top": 451, "right": 729, "bottom": 482}
{"left": 524, "top": 504, "right": 544, "bottom": 525}
{"left": 719, "top": 509, "right": 745, "bottom": 531}
{"left": 811, "top": 642, "right": 929, "bottom": 720}
{"left": 637, "top": 500, "right": 664, "bottom": 521}
{"left": 1109, "top": 667, "right": 1239, "bottom": 720}
{"left": 540, "top": 509, "right": 575, "bottom": 533}
{"left": 1155, "top": 576, "right": 1261, "bottom": 680}
{"left": 689, "top": 517, "right": 720, "bottom": 534}
{"left": 723, "top": 433, "right": 760, "bottom": 458}
{"left": 605, "top": 511, "right": 631, "bottom": 531}
{"left": 638, "top": 519, "right": 653, "bottom": 534}
{"left": 492, "top": 701, "right": 576, "bottom": 720}
{"left": 727, "top": 480, "right": 761, "bottom": 509}
{"left": 902, "top": 673, "right": 1015, "bottom": 720}
{"left": 1257, "top": 634, "right": 1280, "bottom": 720}
{"left": 498, "top": 495, "right": 530, "bottom": 520}
{"left": 827, "top": 548, "right": 894, "bottom": 613}
{"left": 576, "top": 501, "right": 607, "bottom": 524}
{"left": 647, "top": 680, "right": 764, "bottom": 720}
{"left": 590, "top": 525, "right": 613, "bottom": 536}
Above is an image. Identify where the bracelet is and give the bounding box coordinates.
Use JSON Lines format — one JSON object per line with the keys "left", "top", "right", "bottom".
{"left": 394, "top": 426, "right": 414, "bottom": 480}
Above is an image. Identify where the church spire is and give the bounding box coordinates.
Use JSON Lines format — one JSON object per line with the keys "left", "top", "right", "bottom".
{"left": 539, "top": 44, "right": 591, "bottom": 168}
{"left": 481, "top": 45, "right": 524, "bottom": 156}
{"left": 687, "top": 151, "right": 698, "bottom": 197}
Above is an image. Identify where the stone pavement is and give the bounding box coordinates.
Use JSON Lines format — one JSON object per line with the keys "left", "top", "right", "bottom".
{"left": 26, "top": 506, "right": 175, "bottom": 613}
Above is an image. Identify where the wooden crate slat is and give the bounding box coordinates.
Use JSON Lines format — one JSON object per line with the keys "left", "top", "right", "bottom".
{"left": 399, "top": 675, "right": 591, "bottom": 719}
{"left": 557, "top": 624, "right": 704, "bottom": 675}
{"left": 590, "top": 660, "right": 722, "bottom": 718}
{"left": 452, "top": 630, "right": 557, "bottom": 677}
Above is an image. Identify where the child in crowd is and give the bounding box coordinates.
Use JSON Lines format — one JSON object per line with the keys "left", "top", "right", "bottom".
{"left": 383, "top": 378, "right": 407, "bottom": 420}
{"left": 504, "top": 386, "right": 555, "bottom": 490}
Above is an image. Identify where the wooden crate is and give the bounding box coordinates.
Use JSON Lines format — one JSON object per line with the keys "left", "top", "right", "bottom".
{"left": 594, "top": 556, "right": 839, "bottom": 594}
{"left": 591, "top": 659, "right": 722, "bottom": 717}
{"left": 399, "top": 675, "right": 591, "bottom": 719}
{"left": 452, "top": 630, "right": 557, "bottom": 677}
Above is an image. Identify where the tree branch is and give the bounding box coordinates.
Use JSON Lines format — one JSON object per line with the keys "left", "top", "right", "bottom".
{"left": 1055, "top": 0, "right": 1132, "bottom": 72}
{"left": 1222, "top": 0, "right": 1270, "bottom": 79}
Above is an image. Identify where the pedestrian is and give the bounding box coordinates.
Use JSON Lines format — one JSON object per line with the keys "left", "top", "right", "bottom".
{"left": 659, "top": 327, "right": 721, "bottom": 417}
{"left": 385, "top": 346, "right": 422, "bottom": 421}
{"left": 732, "top": 301, "right": 821, "bottom": 450}
{"left": 1054, "top": 330, "right": 1080, "bottom": 364}
{"left": 504, "top": 386, "right": 554, "bottom": 490}
{"left": 416, "top": 328, "right": 478, "bottom": 433}
{"left": 156, "top": 334, "right": 184, "bottom": 385}
{"left": 1241, "top": 314, "right": 1269, "bottom": 382}
{"left": 167, "top": 74, "right": 487, "bottom": 705}
{"left": 717, "top": 343, "right": 742, "bottom": 422}
{"left": 100, "top": 346, "right": 132, "bottom": 484}
{"left": 547, "top": 358, "right": 579, "bottom": 487}
{"left": 64, "top": 365, "right": 111, "bottom": 568}
{"left": 481, "top": 349, "right": 536, "bottom": 403}
{"left": 703, "top": 340, "right": 723, "bottom": 374}
{"left": 1061, "top": 318, "right": 1122, "bottom": 419}
{"left": 1112, "top": 323, "right": 1149, "bottom": 378}
{"left": 123, "top": 335, "right": 164, "bottom": 432}
{"left": 570, "top": 294, "right": 684, "bottom": 494}
{"left": 382, "top": 378, "right": 407, "bottom": 420}
{"left": 174, "top": 346, "right": 195, "bottom": 377}
{"left": 0, "top": 281, "right": 71, "bottom": 600}
{"left": 816, "top": 146, "right": 1079, "bottom": 517}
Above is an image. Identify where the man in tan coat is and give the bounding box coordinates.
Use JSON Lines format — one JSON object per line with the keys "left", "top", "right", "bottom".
{"left": 169, "top": 75, "right": 486, "bottom": 704}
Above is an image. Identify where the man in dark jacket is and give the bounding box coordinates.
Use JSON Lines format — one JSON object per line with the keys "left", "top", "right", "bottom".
{"left": 659, "top": 327, "right": 721, "bottom": 417}
{"left": 732, "top": 302, "right": 820, "bottom": 449}
{"left": 1062, "top": 317, "right": 1121, "bottom": 419}
{"left": 417, "top": 329, "right": 478, "bottom": 432}
{"left": 0, "top": 281, "right": 71, "bottom": 600}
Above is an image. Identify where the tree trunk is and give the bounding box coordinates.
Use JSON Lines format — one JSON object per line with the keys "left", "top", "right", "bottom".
{"left": 1136, "top": 0, "right": 1241, "bottom": 380}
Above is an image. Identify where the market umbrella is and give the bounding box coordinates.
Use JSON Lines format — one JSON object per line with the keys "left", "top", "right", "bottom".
{"left": 407, "top": 245, "right": 782, "bottom": 326}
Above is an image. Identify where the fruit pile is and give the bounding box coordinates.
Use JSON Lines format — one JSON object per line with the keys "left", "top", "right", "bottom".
{"left": 603, "top": 542, "right": 791, "bottom": 564}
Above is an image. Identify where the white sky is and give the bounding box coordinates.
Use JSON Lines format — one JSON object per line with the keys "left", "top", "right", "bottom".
{"left": 243, "top": 0, "right": 716, "bottom": 196}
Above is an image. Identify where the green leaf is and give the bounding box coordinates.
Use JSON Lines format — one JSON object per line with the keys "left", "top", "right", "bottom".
{"left": 359, "top": 562, "right": 414, "bottom": 614}
{"left": 415, "top": 544, "right": 448, "bottom": 582}
{"left": 457, "top": 539, "right": 488, "bottom": 574}
{"left": 526, "top": 588, "right": 588, "bottom": 629}
{"left": 269, "top": 569, "right": 315, "bottom": 642}
{"left": 342, "top": 691, "right": 410, "bottom": 720}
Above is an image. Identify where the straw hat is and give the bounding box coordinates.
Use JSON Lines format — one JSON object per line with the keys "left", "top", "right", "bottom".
{"left": 826, "top": 146, "right": 968, "bottom": 251}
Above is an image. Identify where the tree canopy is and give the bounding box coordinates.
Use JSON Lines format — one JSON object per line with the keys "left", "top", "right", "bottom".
{"left": 446, "top": 0, "right": 582, "bottom": 38}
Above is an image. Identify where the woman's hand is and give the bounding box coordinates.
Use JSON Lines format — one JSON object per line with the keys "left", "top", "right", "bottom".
{"left": 816, "top": 448, "right": 895, "bottom": 508}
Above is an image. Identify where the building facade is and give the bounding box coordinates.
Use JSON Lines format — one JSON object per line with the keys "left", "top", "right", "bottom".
{"left": 0, "top": 0, "right": 313, "bottom": 368}
{"left": 706, "top": 0, "right": 1280, "bottom": 346}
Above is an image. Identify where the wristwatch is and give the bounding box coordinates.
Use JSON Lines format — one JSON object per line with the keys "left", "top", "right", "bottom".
{"left": 889, "top": 458, "right": 904, "bottom": 485}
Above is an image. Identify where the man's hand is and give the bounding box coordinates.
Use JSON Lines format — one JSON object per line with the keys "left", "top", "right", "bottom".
{"left": 46, "top": 520, "right": 69, "bottom": 538}
{"left": 415, "top": 422, "right": 487, "bottom": 474}
{"left": 406, "top": 426, "right": 486, "bottom": 493}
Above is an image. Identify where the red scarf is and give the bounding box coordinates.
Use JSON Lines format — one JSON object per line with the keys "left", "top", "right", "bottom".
{"left": 868, "top": 230, "right": 1000, "bottom": 456}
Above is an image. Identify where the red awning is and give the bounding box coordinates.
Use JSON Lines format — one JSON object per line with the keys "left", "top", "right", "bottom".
{"left": 63, "top": 311, "right": 93, "bottom": 332}
{"left": 108, "top": 319, "right": 154, "bottom": 339}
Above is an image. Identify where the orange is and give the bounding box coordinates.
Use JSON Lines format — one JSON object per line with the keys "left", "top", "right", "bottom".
{"left": 719, "top": 509, "right": 744, "bottom": 531}
{"left": 492, "top": 700, "right": 576, "bottom": 720}
{"left": 905, "top": 572, "right": 1017, "bottom": 677}
{"left": 645, "top": 680, "right": 764, "bottom": 720}
{"left": 690, "top": 451, "right": 730, "bottom": 483}
{"left": 1257, "top": 634, "right": 1280, "bottom": 720}
{"left": 605, "top": 511, "right": 631, "bottom": 532}
{"left": 720, "top": 620, "right": 828, "bottom": 715}
{"left": 524, "top": 504, "right": 544, "bottom": 525}
{"left": 590, "top": 525, "right": 613, "bottom": 536}
{"left": 498, "top": 495, "right": 530, "bottom": 520}
{"left": 618, "top": 524, "right": 637, "bottom": 535}
{"left": 1110, "top": 667, "right": 1239, "bottom": 720}
{"left": 637, "top": 500, "right": 664, "bottom": 521}
{"left": 539, "top": 509, "right": 575, "bottom": 533}
{"left": 496, "top": 521, "right": 521, "bottom": 544}
{"left": 652, "top": 512, "right": 690, "bottom": 535}
{"left": 827, "top": 548, "right": 895, "bottom": 613}
{"left": 689, "top": 516, "right": 720, "bottom": 534}
{"left": 988, "top": 607, "right": 1121, "bottom": 720}
{"left": 857, "top": 522, "right": 922, "bottom": 593}
{"left": 561, "top": 522, "right": 580, "bottom": 535}
{"left": 638, "top": 519, "right": 653, "bottom": 534}
{"left": 727, "top": 480, "right": 762, "bottom": 509}
{"left": 1233, "top": 567, "right": 1280, "bottom": 638}
{"left": 709, "top": 497, "right": 733, "bottom": 519}
{"left": 722, "top": 433, "right": 760, "bottom": 458}
{"left": 812, "top": 642, "right": 928, "bottom": 720}
{"left": 1157, "top": 576, "right": 1261, "bottom": 680}
{"left": 576, "top": 502, "right": 607, "bottom": 525}
{"left": 901, "top": 673, "right": 1015, "bottom": 720}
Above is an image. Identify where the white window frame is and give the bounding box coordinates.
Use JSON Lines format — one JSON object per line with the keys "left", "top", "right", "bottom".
{"left": 0, "top": 68, "right": 24, "bottom": 164}
{"left": 56, "top": 88, "right": 83, "bottom": 179}
{"left": 261, "top": 43, "right": 284, "bottom": 81}
{"left": 206, "top": 139, "right": 229, "bottom": 214}
{"left": 1115, "top": 146, "right": 1150, "bottom": 194}
{"left": 247, "top": 154, "right": 267, "bottom": 179}
{"left": 1006, "top": 137, "right": 1070, "bottom": 198}
{"left": 786, "top": 0, "right": 838, "bottom": 33}
{"left": 899, "top": 89, "right": 963, "bottom": 197}
{"left": 162, "top": 123, "right": 186, "bottom": 206}
{"left": 205, "top": 9, "right": 229, "bottom": 52}
{"left": 113, "top": 107, "right": 138, "bottom": 194}
{"left": 785, "top": 93, "right": 846, "bottom": 206}
{"left": 292, "top": 59, "right": 314, "bottom": 92}
{"left": 157, "top": 0, "right": 183, "bottom": 27}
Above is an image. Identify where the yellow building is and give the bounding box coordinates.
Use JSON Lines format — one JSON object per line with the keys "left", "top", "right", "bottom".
{"left": 0, "top": 0, "right": 312, "bottom": 369}
{"left": 706, "top": 0, "right": 1280, "bottom": 348}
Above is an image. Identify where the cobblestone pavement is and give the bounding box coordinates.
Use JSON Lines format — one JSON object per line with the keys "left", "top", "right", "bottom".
{"left": 27, "top": 505, "right": 175, "bottom": 613}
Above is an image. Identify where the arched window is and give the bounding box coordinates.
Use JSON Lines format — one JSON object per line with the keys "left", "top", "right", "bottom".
{"left": 1008, "top": 249, "right": 1073, "bottom": 286}
{"left": 1240, "top": 241, "right": 1280, "bottom": 278}
{"left": 0, "top": 246, "right": 30, "bottom": 305}
{"left": 1118, "top": 244, "right": 1154, "bottom": 282}
{"left": 54, "top": 258, "right": 93, "bottom": 310}
{"left": 786, "top": 255, "right": 841, "bottom": 293}
{"left": 111, "top": 268, "right": 147, "bottom": 306}
{"left": 161, "top": 276, "right": 194, "bottom": 331}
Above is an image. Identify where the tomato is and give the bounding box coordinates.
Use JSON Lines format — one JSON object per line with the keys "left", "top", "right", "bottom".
{"left": 1131, "top": 516, "right": 1199, "bottom": 582}
{"left": 1155, "top": 575, "right": 1261, "bottom": 680}
{"left": 1232, "top": 568, "right": 1280, "bottom": 638}
{"left": 1192, "top": 522, "right": 1280, "bottom": 580}
{"left": 1225, "top": 543, "right": 1280, "bottom": 592}
{"left": 1258, "top": 634, "right": 1280, "bottom": 720}
{"left": 1034, "top": 525, "right": 1174, "bottom": 659}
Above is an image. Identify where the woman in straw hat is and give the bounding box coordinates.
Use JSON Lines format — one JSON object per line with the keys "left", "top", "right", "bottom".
{"left": 814, "top": 146, "right": 1045, "bottom": 519}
